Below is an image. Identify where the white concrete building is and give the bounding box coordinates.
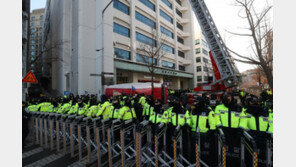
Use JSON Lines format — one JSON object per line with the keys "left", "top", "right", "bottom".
{"left": 43, "top": 0, "right": 199, "bottom": 96}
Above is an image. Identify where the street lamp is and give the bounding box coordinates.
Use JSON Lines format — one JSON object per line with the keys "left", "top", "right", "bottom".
{"left": 97, "top": 0, "right": 114, "bottom": 101}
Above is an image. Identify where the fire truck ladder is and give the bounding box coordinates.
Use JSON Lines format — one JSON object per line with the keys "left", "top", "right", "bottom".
{"left": 189, "top": 0, "right": 241, "bottom": 87}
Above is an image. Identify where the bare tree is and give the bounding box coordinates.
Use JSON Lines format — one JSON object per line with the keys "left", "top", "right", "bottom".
{"left": 226, "top": 0, "right": 273, "bottom": 89}
{"left": 133, "top": 28, "right": 168, "bottom": 95}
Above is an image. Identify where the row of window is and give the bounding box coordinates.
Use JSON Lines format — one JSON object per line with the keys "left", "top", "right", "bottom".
{"left": 114, "top": 48, "right": 186, "bottom": 71}
{"left": 196, "top": 57, "right": 209, "bottom": 63}
{"left": 160, "top": 26, "right": 174, "bottom": 39}
{"left": 115, "top": 0, "right": 184, "bottom": 31}
{"left": 196, "top": 76, "right": 209, "bottom": 82}
{"left": 31, "top": 15, "right": 43, "bottom": 21}
{"left": 196, "top": 66, "right": 211, "bottom": 72}
{"left": 195, "top": 48, "right": 208, "bottom": 55}
{"left": 162, "top": 0, "right": 172, "bottom": 9}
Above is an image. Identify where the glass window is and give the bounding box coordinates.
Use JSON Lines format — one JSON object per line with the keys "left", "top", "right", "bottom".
{"left": 160, "top": 26, "right": 174, "bottom": 39}
{"left": 179, "top": 65, "right": 185, "bottom": 71}
{"left": 176, "top": 0, "right": 182, "bottom": 6}
{"left": 135, "top": 11, "right": 156, "bottom": 28}
{"left": 31, "top": 28, "right": 36, "bottom": 32}
{"left": 31, "top": 51, "right": 35, "bottom": 55}
{"left": 202, "top": 48, "right": 208, "bottom": 55}
{"left": 161, "top": 44, "right": 174, "bottom": 54}
{"left": 40, "top": 15, "right": 43, "bottom": 19}
{"left": 176, "top": 8, "right": 182, "bottom": 17}
{"left": 195, "top": 48, "right": 200, "bottom": 54}
{"left": 31, "top": 57, "right": 34, "bottom": 61}
{"left": 203, "top": 57, "right": 208, "bottom": 63}
{"left": 40, "top": 21, "right": 44, "bottom": 26}
{"left": 177, "top": 22, "right": 183, "bottom": 31}
{"left": 160, "top": 10, "right": 173, "bottom": 24}
{"left": 136, "top": 54, "right": 157, "bottom": 65}
{"left": 162, "top": 0, "right": 172, "bottom": 9}
{"left": 31, "top": 16, "right": 35, "bottom": 21}
{"left": 177, "top": 36, "right": 184, "bottom": 44}
{"left": 195, "top": 39, "right": 200, "bottom": 45}
{"left": 203, "top": 66, "right": 209, "bottom": 72}
{"left": 114, "top": 0, "right": 130, "bottom": 15}
{"left": 139, "top": 0, "right": 155, "bottom": 11}
{"left": 136, "top": 32, "right": 157, "bottom": 47}
{"left": 31, "top": 34, "right": 35, "bottom": 38}
{"left": 31, "top": 46, "right": 35, "bottom": 49}
{"left": 202, "top": 39, "right": 208, "bottom": 47}
{"left": 204, "top": 76, "right": 208, "bottom": 81}
{"left": 113, "top": 22, "right": 130, "bottom": 37}
{"left": 162, "top": 60, "right": 175, "bottom": 69}
{"left": 178, "top": 50, "right": 185, "bottom": 58}
{"left": 114, "top": 48, "right": 131, "bottom": 60}
{"left": 196, "top": 57, "right": 201, "bottom": 63}
{"left": 197, "top": 76, "right": 202, "bottom": 82}
{"left": 31, "top": 22, "right": 35, "bottom": 26}
{"left": 196, "top": 66, "right": 201, "bottom": 72}
{"left": 31, "top": 40, "right": 35, "bottom": 44}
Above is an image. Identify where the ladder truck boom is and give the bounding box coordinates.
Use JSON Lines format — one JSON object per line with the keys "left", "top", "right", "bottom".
{"left": 189, "top": 0, "right": 241, "bottom": 91}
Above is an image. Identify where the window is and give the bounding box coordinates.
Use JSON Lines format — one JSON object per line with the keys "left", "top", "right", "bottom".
{"left": 31, "top": 28, "right": 36, "bottom": 32}
{"left": 135, "top": 11, "right": 156, "bottom": 28}
{"left": 31, "top": 57, "right": 34, "bottom": 61}
{"left": 196, "top": 57, "right": 201, "bottom": 63}
{"left": 136, "top": 32, "right": 157, "bottom": 47}
{"left": 162, "top": 60, "right": 175, "bottom": 69}
{"left": 160, "top": 10, "right": 173, "bottom": 24}
{"left": 176, "top": 8, "right": 182, "bottom": 17}
{"left": 31, "top": 22, "right": 35, "bottom": 26}
{"left": 31, "top": 40, "right": 35, "bottom": 44}
{"left": 40, "top": 15, "right": 43, "bottom": 19}
{"left": 195, "top": 39, "right": 200, "bottom": 45}
{"left": 40, "top": 21, "right": 44, "bottom": 26}
{"left": 203, "top": 66, "right": 209, "bottom": 72}
{"left": 197, "top": 76, "right": 202, "bottom": 82}
{"left": 31, "top": 34, "right": 35, "bottom": 38}
{"left": 161, "top": 44, "right": 174, "bottom": 54}
{"left": 202, "top": 48, "right": 208, "bottom": 55}
{"left": 136, "top": 54, "right": 157, "bottom": 65}
{"left": 176, "top": 0, "right": 182, "bottom": 6}
{"left": 31, "top": 16, "right": 35, "bottom": 20}
{"left": 178, "top": 50, "right": 185, "bottom": 58}
{"left": 31, "top": 46, "right": 35, "bottom": 49}
{"left": 179, "top": 65, "right": 185, "bottom": 71}
{"left": 195, "top": 48, "right": 200, "bottom": 54}
{"left": 114, "top": 0, "right": 130, "bottom": 15}
{"left": 203, "top": 57, "right": 208, "bottom": 63}
{"left": 202, "top": 39, "right": 208, "bottom": 47}
{"left": 162, "top": 0, "right": 172, "bottom": 9}
{"left": 177, "top": 22, "right": 183, "bottom": 31}
{"left": 139, "top": 0, "right": 155, "bottom": 11}
{"left": 31, "top": 51, "right": 35, "bottom": 55}
{"left": 113, "top": 22, "right": 130, "bottom": 37}
{"left": 160, "top": 26, "right": 174, "bottom": 39}
{"left": 114, "top": 48, "right": 131, "bottom": 60}
{"left": 196, "top": 66, "right": 201, "bottom": 72}
{"left": 177, "top": 36, "right": 184, "bottom": 44}
{"left": 204, "top": 76, "right": 208, "bottom": 81}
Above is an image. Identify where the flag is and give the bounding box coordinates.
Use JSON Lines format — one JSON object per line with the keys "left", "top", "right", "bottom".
{"left": 131, "top": 86, "right": 136, "bottom": 90}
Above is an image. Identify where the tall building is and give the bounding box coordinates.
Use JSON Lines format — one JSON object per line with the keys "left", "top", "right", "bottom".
{"left": 193, "top": 25, "right": 213, "bottom": 87}
{"left": 29, "top": 8, "right": 45, "bottom": 77}
{"left": 22, "top": 0, "right": 30, "bottom": 100}
{"left": 43, "top": 0, "right": 199, "bottom": 96}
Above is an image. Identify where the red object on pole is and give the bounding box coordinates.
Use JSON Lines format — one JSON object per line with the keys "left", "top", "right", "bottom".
{"left": 22, "top": 70, "right": 38, "bottom": 83}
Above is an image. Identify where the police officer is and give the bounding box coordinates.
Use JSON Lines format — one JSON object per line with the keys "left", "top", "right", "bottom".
{"left": 77, "top": 98, "right": 88, "bottom": 116}
{"left": 149, "top": 99, "right": 164, "bottom": 125}
{"left": 96, "top": 95, "right": 111, "bottom": 119}
{"left": 109, "top": 96, "right": 121, "bottom": 119}
{"left": 118, "top": 97, "right": 137, "bottom": 121}
{"left": 142, "top": 95, "right": 154, "bottom": 120}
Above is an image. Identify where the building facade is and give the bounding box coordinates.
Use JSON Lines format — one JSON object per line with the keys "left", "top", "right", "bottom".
{"left": 22, "top": 0, "right": 30, "bottom": 100}
{"left": 192, "top": 25, "right": 213, "bottom": 87}
{"left": 29, "top": 8, "right": 45, "bottom": 77}
{"left": 43, "top": 0, "right": 198, "bottom": 96}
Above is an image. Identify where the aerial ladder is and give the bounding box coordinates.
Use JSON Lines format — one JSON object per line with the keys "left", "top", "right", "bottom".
{"left": 189, "top": 0, "right": 241, "bottom": 92}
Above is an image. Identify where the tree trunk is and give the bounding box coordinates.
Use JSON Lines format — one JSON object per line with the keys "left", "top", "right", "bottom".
{"left": 261, "top": 64, "right": 273, "bottom": 89}
{"left": 151, "top": 70, "right": 154, "bottom": 97}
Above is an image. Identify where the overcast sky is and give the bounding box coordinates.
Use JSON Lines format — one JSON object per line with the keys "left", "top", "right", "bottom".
{"left": 31, "top": 0, "right": 273, "bottom": 72}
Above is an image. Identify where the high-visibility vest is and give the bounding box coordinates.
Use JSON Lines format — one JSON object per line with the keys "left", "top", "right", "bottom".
{"left": 38, "top": 102, "right": 53, "bottom": 112}
{"left": 142, "top": 103, "right": 153, "bottom": 117}
{"left": 161, "top": 108, "right": 172, "bottom": 124}
{"left": 57, "top": 103, "right": 71, "bottom": 114}
{"left": 68, "top": 103, "right": 78, "bottom": 114}
{"left": 139, "top": 96, "right": 146, "bottom": 107}
{"left": 109, "top": 106, "right": 120, "bottom": 119}
{"left": 27, "top": 105, "right": 38, "bottom": 112}
{"left": 246, "top": 115, "right": 269, "bottom": 131}
{"left": 189, "top": 109, "right": 216, "bottom": 133}
{"left": 170, "top": 109, "right": 190, "bottom": 126}
{"left": 268, "top": 109, "right": 273, "bottom": 133}
{"left": 149, "top": 111, "right": 163, "bottom": 124}
{"left": 78, "top": 106, "right": 88, "bottom": 116}
{"left": 214, "top": 104, "right": 246, "bottom": 128}
{"left": 86, "top": 105, "right": 99, "bottom": 117}
{"left": 96, "top": 101, "right": 111, "bottom": 119}
{"left": 118, "top": 106, "right": 136, "bottom": 120}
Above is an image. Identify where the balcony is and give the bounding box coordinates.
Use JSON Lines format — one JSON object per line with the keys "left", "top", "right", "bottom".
{"left": 180, "top": 18, "right": 190, "bottom": 24}
{"left": 181, "top": 32, "right": 190, "bottom": 38}
{"left": 178, "top": 57, "right": 191, "bottom": 65}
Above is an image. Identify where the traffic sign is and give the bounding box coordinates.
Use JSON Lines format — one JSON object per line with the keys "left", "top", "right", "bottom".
{"left": 22, "top": 70, "right": 38, "bottom": 83}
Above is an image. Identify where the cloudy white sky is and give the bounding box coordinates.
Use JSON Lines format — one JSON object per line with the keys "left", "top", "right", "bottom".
{"left": 31, "top": 0, "right": 273, "bottom": 73}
